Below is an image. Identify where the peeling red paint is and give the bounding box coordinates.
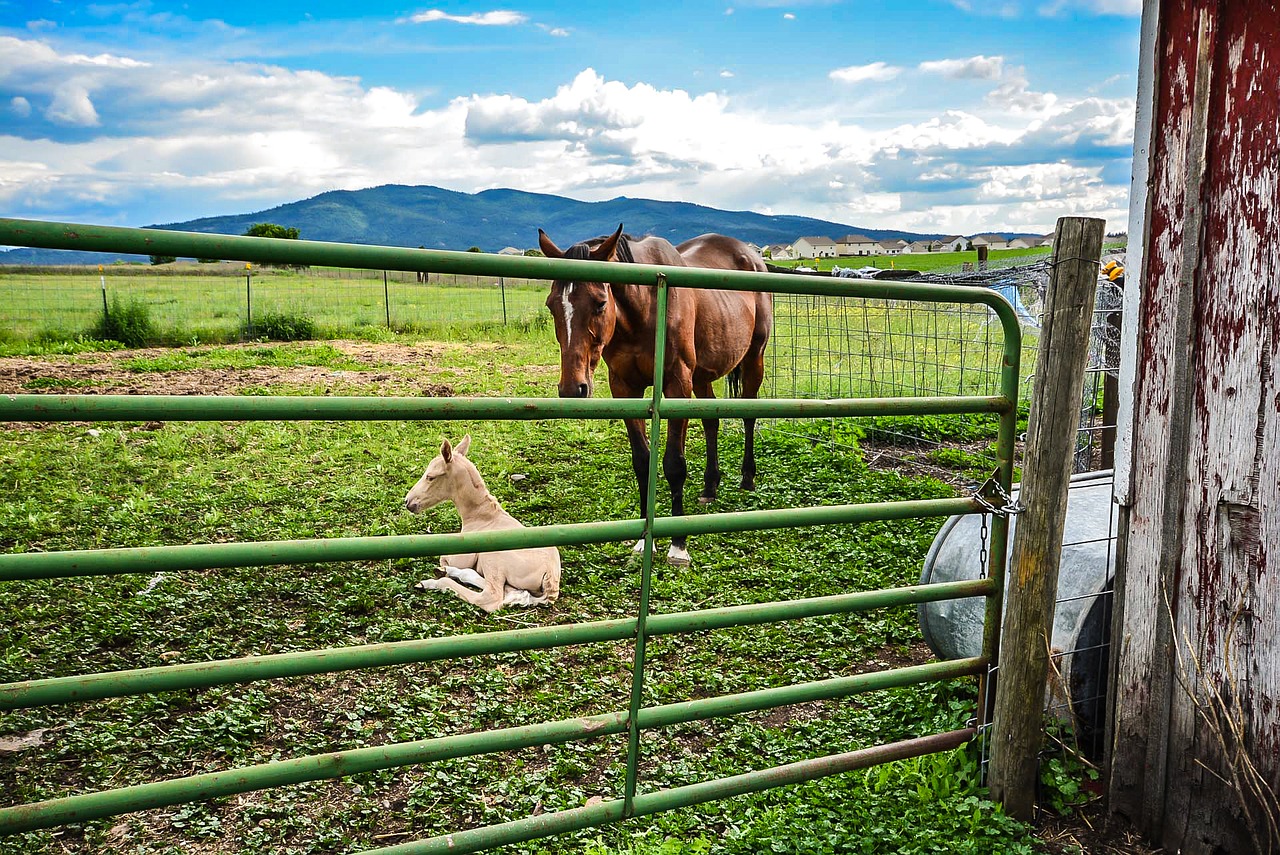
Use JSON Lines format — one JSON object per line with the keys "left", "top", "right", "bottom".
{"left": 1116, "top": 1, "right": 1280, "bottom": 851}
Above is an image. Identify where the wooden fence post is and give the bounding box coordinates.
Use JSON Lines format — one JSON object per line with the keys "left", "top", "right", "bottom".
{"left": 988, "top": 215, "right": 1105, "bottom": 820}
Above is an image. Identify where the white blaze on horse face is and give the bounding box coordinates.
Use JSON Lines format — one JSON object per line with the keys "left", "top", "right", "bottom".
{"left": 561, "top": 283, "right": 576, "bottom": 347}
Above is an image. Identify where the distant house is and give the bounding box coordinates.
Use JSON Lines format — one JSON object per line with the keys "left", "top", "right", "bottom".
{"left": 1007, "top": 236, "right": 1047, "bottom": 249}
{"left": 877, "top": 238, "right": 908, "bottom": 255}
{"left": 934, "top": 235, "right": 969, "bottom": 252}
{"left": 970, "top": 234, "right": 1011, "bottom": 251}
{"left": 765, "top": 243, "right": 795, "bottom": 260}
{"left": 497, "top": 246, "right": 524, "bottom": 255}
{"left": 743, "top": 242, "right": 763, "bottom": 256}
{"left": 792, "top": 236, "right": 839, "bottom": 259}
{"left": 900, "top": 240, "right": 935, "bottom": 254}
{"left": 836, "top": 234, "right": 879, "bottom": 256}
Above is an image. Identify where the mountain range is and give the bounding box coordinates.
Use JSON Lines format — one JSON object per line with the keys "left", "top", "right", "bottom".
{"left": 2, "top": 184, "right": 947, "bottom": 265}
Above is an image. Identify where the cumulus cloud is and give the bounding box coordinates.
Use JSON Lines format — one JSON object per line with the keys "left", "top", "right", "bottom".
{"left": 0, "top": 35, "right": 1134, "bottom": 235}
{"left": 918, "top": 55, "right": 1004, "bottom": 80}
{"left": 402, "top": 9, "right": 527, "bottom": 26}
{"left": 829, "top": 62, "right": 902, "bottom": 84}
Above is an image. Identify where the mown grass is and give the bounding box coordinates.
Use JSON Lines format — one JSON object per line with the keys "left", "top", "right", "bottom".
{"left": 0, "top": 335, "right": 1053, "bottom": 854}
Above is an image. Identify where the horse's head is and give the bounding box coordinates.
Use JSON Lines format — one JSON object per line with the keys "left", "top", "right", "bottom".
{"left": 538, "top": 223, "right": 625, "bottom": 398}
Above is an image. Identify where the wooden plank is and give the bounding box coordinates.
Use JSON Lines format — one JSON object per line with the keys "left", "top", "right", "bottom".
{"left": 1113, "top": 1, "right": 1280, "bottom": 851}
{"left": 1108, "top": 0, "right": 1200, "bottom": 828}
{"left": 988, "top": 216, "right": 1104, "bottom": 820}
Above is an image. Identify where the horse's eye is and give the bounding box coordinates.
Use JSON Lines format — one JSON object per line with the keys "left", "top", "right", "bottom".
{"left": 593, "top": 300, "right": 607, "bottom": 315}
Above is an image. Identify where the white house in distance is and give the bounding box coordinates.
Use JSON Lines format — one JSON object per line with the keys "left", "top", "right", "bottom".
{"left": 877, "top": 238, "right": 908, "bottom": 255}
{"left": 970, "top": 234, "right": 1011, "bottom": 251}
{"left": 900, "top": 240, "right": 935, "bottom": 254}
{"left": 764, "top": 243, "right": 795, "bottom": 260}
{"left": 792, "top": 236, "right": 839, "bottom": 259}
{"left": 934, "top": 235, "right": 969, "bottom": 252}
{"left": 835, "top": 234, "right": 880, "bottom": 256}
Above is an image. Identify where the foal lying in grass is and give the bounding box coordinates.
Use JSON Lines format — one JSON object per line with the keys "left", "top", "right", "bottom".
{"left": 404, "top": 435, "right": 561, "bottom": 613}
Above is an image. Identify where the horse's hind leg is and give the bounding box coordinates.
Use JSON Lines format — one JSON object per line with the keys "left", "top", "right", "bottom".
{"left": 694, "top": 378, "right": 721, "bottom": 504}
{"left": 737, "top": 346, "right": 768, "bottom": 491}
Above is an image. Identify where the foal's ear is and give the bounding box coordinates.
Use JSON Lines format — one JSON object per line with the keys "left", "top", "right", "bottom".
{"left": 593, "top": 223, "right": 625, "bottom": 262}
{"left": 456, "top": 434, "right": 472, "bottom": 457}
{"left": 440, "top": 437, "right": 453, "bottom": 463}
{"left": 538, "top": 229, "right": 564, "bottom": 259}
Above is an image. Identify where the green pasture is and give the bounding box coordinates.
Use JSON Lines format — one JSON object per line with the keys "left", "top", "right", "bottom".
{"left": 0, "top": 267, "right": 550, "bottom": 347}
{"left": 0, "top": 333, "right": 1080, "bottom": 854}
{"left": 766, "top": 247, "right": 1054, "bottom": 274}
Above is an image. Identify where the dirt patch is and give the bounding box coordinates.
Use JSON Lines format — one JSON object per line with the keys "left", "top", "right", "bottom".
{"left": 0, "top": 341, "right": 454, "bottom": 399}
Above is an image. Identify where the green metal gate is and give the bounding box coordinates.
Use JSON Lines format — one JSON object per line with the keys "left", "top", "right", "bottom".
{"left": 0, "top": 218, "right": 1021, "bottom": 854}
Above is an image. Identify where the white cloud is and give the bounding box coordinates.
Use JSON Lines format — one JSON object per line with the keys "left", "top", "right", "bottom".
{"left": 829, "top": 62, "right": 902, "bottom": 84}
{"left": 46, "top": 83, "right": 100, "bottom": 125}
{"left": 720, "top": 70, "right": 735, "bottom": 78}
{"left": 0, "top": 36, "right": 1135, "bottom": 236}
{"left": 783, "top": 12, "right": 796, "bottom": 19}
{"left": 402, "top": 9, "right": 528, "bottom": 26}
{"left": 10, "top": 96, "right": 32, "bottom": 117}
{"left": 918, "top": 55, "right": 1004, "bottom": 80}
{"left": 1041, "top": 0, "right": 1141, "bottom": 15}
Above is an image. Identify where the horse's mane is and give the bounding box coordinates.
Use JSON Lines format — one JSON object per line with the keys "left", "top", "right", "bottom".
{"left": 567, "top": 233, "right": 638, "bottom": 264}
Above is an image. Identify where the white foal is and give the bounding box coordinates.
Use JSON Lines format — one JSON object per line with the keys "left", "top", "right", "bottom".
{"left": 404, "top": 435, "right": 561, "bottom": 614}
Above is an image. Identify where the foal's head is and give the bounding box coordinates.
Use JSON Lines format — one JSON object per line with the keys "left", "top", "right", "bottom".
{"left": 403, "top": 435, "right": 480, "bottom": 513}
{"left": 538, "top": 224, "right": 628, "bottom": 398}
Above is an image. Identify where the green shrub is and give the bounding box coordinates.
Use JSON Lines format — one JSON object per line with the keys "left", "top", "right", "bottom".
{"left": 90, "top": 296, "right": 156, "bottom": 347}
{"left": 248, "top": 311, "right": 317, "bottom": 342}
{"left": 149, "top": 255, "right": 177, "bottom": 265}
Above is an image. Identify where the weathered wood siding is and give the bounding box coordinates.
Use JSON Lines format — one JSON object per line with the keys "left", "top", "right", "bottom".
{"left": 1112, "top": 1, "right": 1280, "bottom": 852}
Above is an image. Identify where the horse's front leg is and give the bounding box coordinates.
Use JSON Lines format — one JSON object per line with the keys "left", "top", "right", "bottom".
{"left": 738, "top": 346, "right": 768, "bottom": 491}
{"left": 694, "top": 379, "right": 721, "bottom": 505}
{"left": 663, "top": 415, "right": 691, "bottom": 565}
{"left": 621, "top": 415, "right": 651, "bottom": 556}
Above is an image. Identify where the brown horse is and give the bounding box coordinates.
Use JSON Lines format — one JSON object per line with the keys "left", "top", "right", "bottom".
{"left": 537, "top": 224, "right": 773, "bottom": 565}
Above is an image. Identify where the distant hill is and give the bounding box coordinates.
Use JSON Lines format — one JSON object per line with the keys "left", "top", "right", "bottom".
{"left": 0, "top": 184, "right": 953, "bottom": 265}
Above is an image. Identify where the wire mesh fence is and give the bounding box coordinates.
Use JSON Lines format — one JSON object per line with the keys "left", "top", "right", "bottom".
{"left": 764, "top": 253, "right": 1126, "bottom": 784}
{"left": 0, "top": 262, "right": 550, "bottom": 345}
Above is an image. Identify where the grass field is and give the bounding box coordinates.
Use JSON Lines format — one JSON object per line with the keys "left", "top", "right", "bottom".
{"left": 0, "top": 333, "right": 1080, "bottom": 854}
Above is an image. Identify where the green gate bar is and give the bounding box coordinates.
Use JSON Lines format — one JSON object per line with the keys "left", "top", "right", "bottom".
{"left": 362, "top": 727, "right": 977, "bottom": 855}
{"left": 0, "top": 496, "right": 983, "bottom": 582}
{"left": 0, "top": 578, "right": 994, "bottom": 710}
{"left": 0, "top": 658, "right": 984, "bottom": 835}
{"left": 0, "top": 217, "right": 1022, "bottom": 851}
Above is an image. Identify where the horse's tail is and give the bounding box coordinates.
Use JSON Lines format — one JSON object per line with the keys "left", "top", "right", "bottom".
{"left": 727, "top": 365, "right": 742, "bottom": 398}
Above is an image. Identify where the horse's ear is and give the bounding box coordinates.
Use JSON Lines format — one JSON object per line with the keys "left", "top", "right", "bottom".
{"left": 456, "top": 435, "right": 471, "bottom": 457}
{"left": 538, "top": 229, "right": 564, "bottom": 259}
{"left": 440, "top": 437, "right": 453, "bottom": 463}
{"left": 592, "top": 223, "right": 624, "bottom": 262}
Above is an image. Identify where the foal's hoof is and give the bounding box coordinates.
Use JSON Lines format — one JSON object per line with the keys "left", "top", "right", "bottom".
{"left": 415, "top": 578, "right": 444, "bottom": 592}
{"left": 666, "top": 544, "right": 691, "bottom": 566}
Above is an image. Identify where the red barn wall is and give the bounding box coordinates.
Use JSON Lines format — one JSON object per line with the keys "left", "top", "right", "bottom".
{"left": 1112, "top": 1, "right": 1280, "bottom": 852}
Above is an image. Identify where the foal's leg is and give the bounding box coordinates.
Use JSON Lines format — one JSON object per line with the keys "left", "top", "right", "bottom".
{"left": 738, "top": 346, "right": 768, "bottom": 491}
{"left": 417, "top": 575, "right": 506, "bottom": 613}
{"left": 441, "top": 564, "right": 486, "bottom": 590}
{"left": 694, "top": 378, "right": 721, "bottom": 505}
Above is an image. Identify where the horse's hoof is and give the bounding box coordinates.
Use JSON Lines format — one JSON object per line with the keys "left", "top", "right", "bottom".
{"left": 740, "top": 480, "right": 756, "bottom": 491}
{"left": 697, "top": 495, "right": 715, "bottom": 505}
{"left": 415, "top": 579, "right": 443, "bottom": 591}
{"left": 666, "top": 545, "right": 691, "bottom": 566}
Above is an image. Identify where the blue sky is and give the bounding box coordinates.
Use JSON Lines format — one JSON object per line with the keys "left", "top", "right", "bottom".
{"left": 1, "top": 0, "right": 1142, "bottom": 236}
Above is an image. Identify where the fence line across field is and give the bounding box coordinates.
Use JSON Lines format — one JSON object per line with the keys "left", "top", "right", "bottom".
{"left": 0, "top": 217, "right": 1021, "bottom": 854}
